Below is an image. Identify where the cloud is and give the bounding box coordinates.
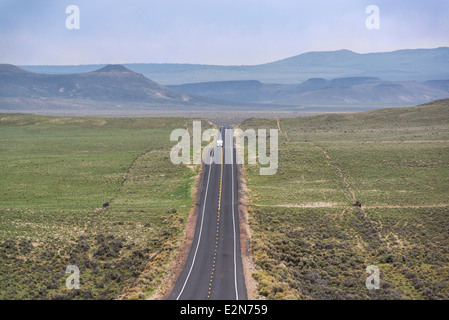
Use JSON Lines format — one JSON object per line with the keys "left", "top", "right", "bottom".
{"left": 0, "top": 0, "right": 448, "bottom": 65}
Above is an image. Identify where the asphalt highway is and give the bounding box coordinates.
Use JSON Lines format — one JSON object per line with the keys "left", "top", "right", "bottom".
{"left": 169, "top": 126, "right": 247, "bottom": 300}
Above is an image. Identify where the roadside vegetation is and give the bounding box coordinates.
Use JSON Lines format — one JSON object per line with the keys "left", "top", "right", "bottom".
{"left": 0, "top": 114, "right": 211, "bottom": 300}
{"left": 239, "top": 99, "right": 449, "bottom": 299}
{"left": 1, "top": 98, "right": 448, "bottom": 300}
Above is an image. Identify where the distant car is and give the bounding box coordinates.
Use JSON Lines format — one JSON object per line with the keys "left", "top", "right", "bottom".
{"left": 217, "top": 139, "right": 223, "bottom": 147}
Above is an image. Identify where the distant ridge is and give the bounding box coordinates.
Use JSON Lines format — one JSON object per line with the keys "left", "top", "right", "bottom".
{"left": 20, "top": 47, "right": 449, "bottom": 84}
{"left": 264, "top": 49, "right": 361, "bottom": 67}
{"left": 3, "top": 47, "right": 449, "bottom": 115}
{"left": 169, "top": 76, "right": 449, "bottom": 106}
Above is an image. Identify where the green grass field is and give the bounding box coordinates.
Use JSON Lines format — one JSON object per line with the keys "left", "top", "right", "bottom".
{"left": 1, "top": 99, "right": 448, "bottom": 300}
{"left": 0, "top": 114, "right": 212, "bottom": 300}
{"left": 240, "top": 100, "right": 449, "bottom": 299}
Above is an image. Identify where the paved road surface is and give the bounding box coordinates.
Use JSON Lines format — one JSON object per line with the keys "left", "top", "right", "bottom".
{"left": 168, "top": 126, "right": 247, "bottom": 300}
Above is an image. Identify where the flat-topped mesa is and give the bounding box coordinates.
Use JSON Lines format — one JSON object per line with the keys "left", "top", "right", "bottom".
{"left": 94, "top": 64, "right": 133, "bottom": 73}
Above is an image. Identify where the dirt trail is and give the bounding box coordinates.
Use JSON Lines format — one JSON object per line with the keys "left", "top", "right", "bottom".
{"left": 363, "top": 204, "right": 449, "bottom": 209}
{"left": 113, "top": 148, "right": 153, "bottom": 201}
{"left": 276, "top": 118, "right": 356, "bottom": 207}
{"left": 254, "top": 202, "right": 342, "bottom": 208}
{"left": 276, "top": 118, "right": 382, "bottom": 248}
{"left": 306, "top": 140, "right": 358, "bottom": 203}
{"left": 276, "top": 117, "right": 290, "bottom": 142}
{"left": 77, "top": 148, "right": 154, "bottom": 239}
{"left": 305, "top": 140, "right": 384, "bottom": 247}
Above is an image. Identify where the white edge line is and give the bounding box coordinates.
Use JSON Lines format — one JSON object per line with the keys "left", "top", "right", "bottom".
{"left": 176, "top": 149, "right": 213, "bottom": 300}
{"left": 230, "top": 127, "right": 239, "bottom": 300}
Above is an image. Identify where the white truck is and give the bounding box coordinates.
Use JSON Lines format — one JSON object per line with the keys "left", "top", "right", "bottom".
{"left": 217, "top": 139, "right": 223, "bottom": 147}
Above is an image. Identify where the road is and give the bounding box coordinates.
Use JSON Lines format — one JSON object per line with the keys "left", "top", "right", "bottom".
{"left": 169, "top": 125, "right": 247, "bottom": 300}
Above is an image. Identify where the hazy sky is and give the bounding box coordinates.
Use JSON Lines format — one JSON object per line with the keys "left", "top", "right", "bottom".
{"left": 1, "top": 0, "right": 448, "bottom": 65}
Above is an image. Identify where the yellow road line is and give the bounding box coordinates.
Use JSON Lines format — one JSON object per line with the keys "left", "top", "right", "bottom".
{"left": 207, "top": 146, "right": 224, "bottom": 299}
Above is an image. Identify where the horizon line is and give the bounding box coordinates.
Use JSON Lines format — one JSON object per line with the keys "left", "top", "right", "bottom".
{"left": 12, "top": 46, "right": 449, "bottom": 68}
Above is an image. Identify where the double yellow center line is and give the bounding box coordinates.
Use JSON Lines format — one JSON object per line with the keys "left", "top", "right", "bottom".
{"left": 207, "top": 146, "right": 223, "bottom": 299}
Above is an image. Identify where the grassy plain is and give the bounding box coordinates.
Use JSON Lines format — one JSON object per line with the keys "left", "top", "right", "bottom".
{"left": 1, "top": 98, "right": 448, "bottom": 300}
{"left": 240, "top": 99, "right": 449, "bottom": 299}
{"left": 0, "top": 114, "right": 211, "bottom": 299}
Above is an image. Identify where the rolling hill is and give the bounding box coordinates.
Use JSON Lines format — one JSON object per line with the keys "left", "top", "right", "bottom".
{"left": 0, "top": 64, "right": 206, "bottom": 105}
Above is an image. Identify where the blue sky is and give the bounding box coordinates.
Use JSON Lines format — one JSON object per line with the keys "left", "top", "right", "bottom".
{"left": 0, "top": 0, "right": 448, "bottom": 65}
